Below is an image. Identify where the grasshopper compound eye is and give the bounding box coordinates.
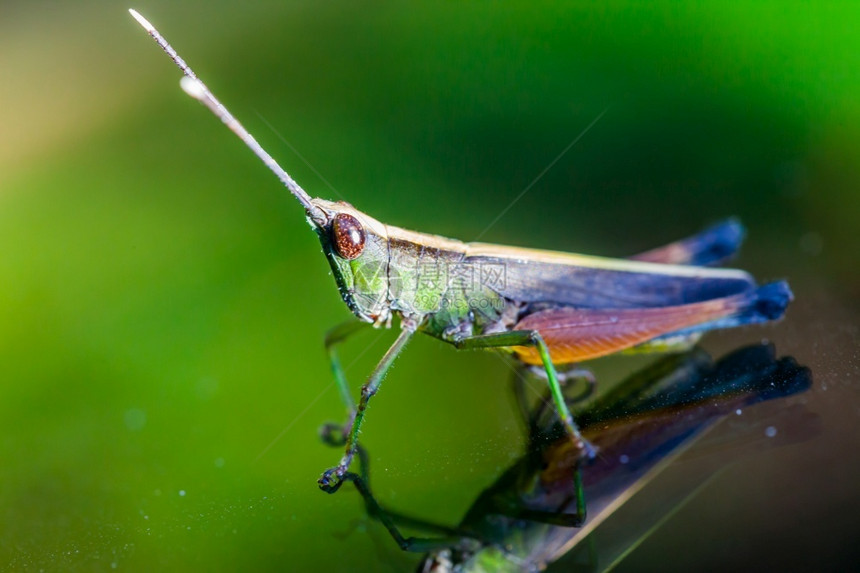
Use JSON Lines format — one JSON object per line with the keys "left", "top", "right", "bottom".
{"left": 331, "top": 213, "right": 366, "bottom": 260}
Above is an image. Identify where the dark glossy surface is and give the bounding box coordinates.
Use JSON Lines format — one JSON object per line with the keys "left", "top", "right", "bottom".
{"left": 407, "top": 345, "right": 814, "bottom": 571}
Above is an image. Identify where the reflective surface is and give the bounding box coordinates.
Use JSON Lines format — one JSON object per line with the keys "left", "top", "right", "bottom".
{"left": 345, "top": 344, "right": 815, "bottom": 572}
{"left": 1, "top": 2, "right": 858, "bottom": 571}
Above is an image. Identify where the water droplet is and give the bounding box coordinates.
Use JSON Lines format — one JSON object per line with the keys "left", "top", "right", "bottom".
{"left": 765, "top": 426, "right": 777, "bottom": 438}
{"left": 179, "top": 490, "right": 186, "bottom": 497}
{"left": 619, "top": 454, "right": 629, "bottom": 464}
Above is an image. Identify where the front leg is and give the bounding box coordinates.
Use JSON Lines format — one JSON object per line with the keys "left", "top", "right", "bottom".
{"left": 319, "top": 320, "right": 370, "bottom": 448}
{"left": 326, "top": 320, "right": 371, "bottom": 414}
{"left": 319, "top": 318, "right": 419, "bottom": 493}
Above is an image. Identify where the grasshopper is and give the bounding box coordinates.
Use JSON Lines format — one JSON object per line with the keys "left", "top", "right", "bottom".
{"left": 130, "top": 11, "right": 793, "bottom": 500}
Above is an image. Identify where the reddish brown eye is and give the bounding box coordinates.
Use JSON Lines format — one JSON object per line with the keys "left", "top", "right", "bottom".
{"left": 331, "top": 213, "right": 366, "bottom": 260}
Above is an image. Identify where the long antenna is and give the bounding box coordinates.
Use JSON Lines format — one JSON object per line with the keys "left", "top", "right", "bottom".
{"left": 128, "top": 9, "right": 327, "bottom": 226}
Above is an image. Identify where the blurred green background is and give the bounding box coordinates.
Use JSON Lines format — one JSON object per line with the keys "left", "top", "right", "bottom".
{"left": 1, "top": 1, "right": 858, "bottom": 571}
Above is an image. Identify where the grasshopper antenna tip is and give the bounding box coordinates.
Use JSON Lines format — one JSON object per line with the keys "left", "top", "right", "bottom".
{"left": 127, "top": 7, "right": 327, "bottom": 226}
{"left": 128, "top": 9, "right": 154, "bottom": 33}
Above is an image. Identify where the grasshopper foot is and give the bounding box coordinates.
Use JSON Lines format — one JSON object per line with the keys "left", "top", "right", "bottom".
{"left": 318, "top": 466, "right": 346, "bottom": 493}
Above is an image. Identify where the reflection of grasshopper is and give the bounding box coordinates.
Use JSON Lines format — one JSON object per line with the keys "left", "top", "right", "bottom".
{"left": 130, "top": 11, "right": 794, "bottom": 498}
{"left": 334, "top": 345, "right": 812, "bottom": 572}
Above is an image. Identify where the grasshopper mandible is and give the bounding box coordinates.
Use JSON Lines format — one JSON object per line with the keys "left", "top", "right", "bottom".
{"left": 130, "top": 11, "right": 793, "bottom": 499}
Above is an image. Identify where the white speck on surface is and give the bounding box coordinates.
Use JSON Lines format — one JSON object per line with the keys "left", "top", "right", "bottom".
{"left": 736, "top": 409, "right": 742, "bottom": 415}
{"left": 179, "top": 490, "right": 186, "bottom": 497}
{"left": 765, "top": 426, "right": 778, "bottom": 438}
{"left": 619, "top": 454, "right": 629, "bottom": 464}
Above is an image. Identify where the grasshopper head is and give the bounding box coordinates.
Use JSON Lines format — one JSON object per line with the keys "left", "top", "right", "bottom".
{"left": 309, "top": 199, "right": 391, "bottom": 325}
